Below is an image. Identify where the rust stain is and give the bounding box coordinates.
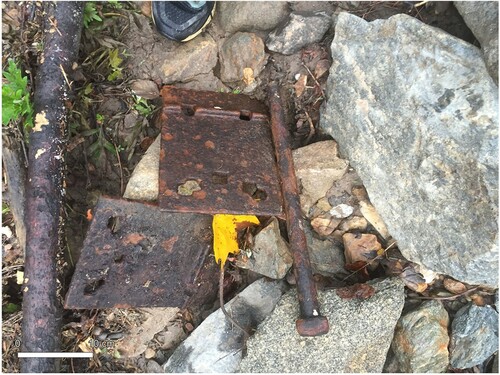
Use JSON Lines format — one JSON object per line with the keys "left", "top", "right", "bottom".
{"left": 123, "top": 233, "right": 145, "bottom": 245}
{"left": 163, "top": 189, "right": 175, "bottom": 196}
{"left": 162, "top": 236, "right": 179, "bottom": 253}
{"left": 163, "top": 133, "right": 174, "bottom": 141}
{"left": 192, "top": 190, "right": 207, "bottom": 200}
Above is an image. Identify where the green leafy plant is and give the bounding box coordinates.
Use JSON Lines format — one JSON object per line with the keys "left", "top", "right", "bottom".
{"left": 107, "top": 48, "right": 123, "bottom": 81}
{"left": 106, "top": 0, "right": 123, "bottom": 9}
{"left": 2, "top": 59, "right": 33, "bottom": 130}
{"left": 2, "top": 202, "right": 10, "bottom": 215}
{"left": 83, "top": 2, "right": 103, "bottom": 28}
{"left": 132, "top": 95, "right": 155, "bottom": 117}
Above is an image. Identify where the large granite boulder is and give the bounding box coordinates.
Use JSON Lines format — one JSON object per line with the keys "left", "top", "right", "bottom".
{"left": 320, "top": 13, "right": 498, "bottom": 287}
{"left": 454, "top": 1, "right": 499, "bottom": 84}
{"left": 239, "top": 277, "right": 405, "bottom": 373}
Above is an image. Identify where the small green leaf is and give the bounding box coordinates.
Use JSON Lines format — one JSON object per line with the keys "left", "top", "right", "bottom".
{"left": 3, "top": 303, "right": 20, "bottom": 314}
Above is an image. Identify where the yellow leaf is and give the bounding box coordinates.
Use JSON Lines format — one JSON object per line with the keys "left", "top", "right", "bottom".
{"left": 16, "top": 271, "right": 24, "bottom": 285}
{"left": 212, "top": 214, "right": 259, "bottom": 268}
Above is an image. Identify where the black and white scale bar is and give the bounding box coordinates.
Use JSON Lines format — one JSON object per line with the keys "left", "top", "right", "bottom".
{"left": 18, "top": 352, "right": 92, "bottom": 358}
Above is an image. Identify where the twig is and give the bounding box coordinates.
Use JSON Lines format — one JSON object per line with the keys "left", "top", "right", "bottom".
{"left": 414, "top": 1, "right": 428, "bottom": 7}
{"left": 301, "top": 62, "right": 325, "bottom": 98}
{"left": 114, "top": 145, "right": 124, "bottom": 196}
{"left": 59, "top": 64, "right": 72, "bottom": 89}
{"left": 48, "top": 16, "right": 62, "bottom": 36}
{"left": 409, "top": 286, "right": 480, "bottom": 301}
{"left": 341, "top": 240, "right": 397, "bottom": 282}
{"left": 304, "top": 110, "right": 315, "bottom": 144}
{"left": 219, "top": 265, "right": 249, "bottom": 339}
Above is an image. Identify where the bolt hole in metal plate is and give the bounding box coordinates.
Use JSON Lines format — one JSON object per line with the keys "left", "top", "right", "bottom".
{"left": 158, "top": 86, "right": 284, "bottom": 217}
{"left": 65, "top": 197, "right": 219, "bottom": 309}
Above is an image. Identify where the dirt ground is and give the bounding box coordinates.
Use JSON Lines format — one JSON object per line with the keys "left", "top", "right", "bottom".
{"left": 2, "top": 1, "right": 484, "bottom": 372}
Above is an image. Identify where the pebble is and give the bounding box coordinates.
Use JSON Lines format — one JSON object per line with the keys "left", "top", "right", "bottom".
{"left": 338, "top": 216, "right": 368, "bottom": 233}
{"left": 358, "top": 201, "right": 390, "bottom": 239}
{"left": 343, "top": 233, "right": 382, "bottom": 269}
{"left": 235, "top": 217, "right": 293, "bottom": 279}
{"left": 330, "top": 203, "right": 354, "bottom": 219}
{"left": 144, "top": 347, "right": 156, "bottom": 359}
{"left": 107, "top": 332, "right": 124, "bottom": 340}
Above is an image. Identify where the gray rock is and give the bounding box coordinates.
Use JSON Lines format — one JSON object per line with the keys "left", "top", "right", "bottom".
{"left": 391, "top": 300, "right": 450, "bottom": 372}
{"left": 320, "top": 13, "right": 499, "bottom": 287}
{"left": 267, "top": 12, "right": 332, "bottom": 55}
{"left": 239, "top": 277, "right": 405, "bottom": 373}
{"left": 235, "top": 218, "right": 293, "bottom": 280}
{"left": 217, "top": 1, "right": 290, "bottom": 34}
{"left": 146, "top": 360, "right": 163, "bottom": 373}
{"left": 122, "top": 13, "right": 217, "bottom": 84}
{"left": 449, "top": 304, "right": 499, "bottom": 369}
{"left": 454, "top": 1, "right": 498, "bottom": 84}
{"left": 175, "top": 71, "right": 228, "bottom": 92}
{"left": 305, "top": 224, "right": 345, "bottom": 277}
{"left": 292, "top": 140, "right": 349, "bottom": 216}
{"left": 159, "top": 34, "right": 218, "bottom": 84}
{"left": 219, "top": 32, "right": 268, "bottom": 84}
{"left": 164, "top": 278, "right": 287, "bottom": 373}
{"left": 290, "top": 2, "right": 337, "bottom": 15}
{"left": 123, "top": 134, "right": 159, "bottom": 201}
{"left": 130, "top": 80, "right": 159, "bottom": 99}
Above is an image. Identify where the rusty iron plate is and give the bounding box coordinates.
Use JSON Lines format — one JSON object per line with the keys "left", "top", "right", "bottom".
{"left": 158, "top": 86, "right": 284, "bottom": 217}
{"left": 65, "top": 197, "right": 219, "bottom": 309}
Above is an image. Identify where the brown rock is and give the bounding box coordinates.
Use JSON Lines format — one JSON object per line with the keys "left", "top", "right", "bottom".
{"left": 338, "top": 216, "right": 368, "bottom": 233}
{"left": 293, "top": 140, "right": 349, "bottom": 216}
{"left": 359, "top": 200, "right": 390, "bottom": 240}
{"left": 311, "top": 214, "right": 341, "bottom": 237}
{"left": 220, "top": 32, "right": 268, "bottom": 83}
{"left": 343, "top": 233, "right": 382, "bottom": 269}
{"left": 130, "top": 79, "right": 159, "bottom": 99}
{"left": 144, "top": 347, "right": 156, "bottom": 359}
{"left": 443, "top": 278, "right": 468, "bottom": 295}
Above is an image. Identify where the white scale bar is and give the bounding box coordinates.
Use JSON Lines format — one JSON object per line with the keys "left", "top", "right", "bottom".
{"left": 18, "top": 352, "right": 93, "bottom": 358}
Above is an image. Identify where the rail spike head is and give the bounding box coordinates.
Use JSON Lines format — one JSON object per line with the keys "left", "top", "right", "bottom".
{"left": 296, "top": 316, "right": 330, "bottom": 337}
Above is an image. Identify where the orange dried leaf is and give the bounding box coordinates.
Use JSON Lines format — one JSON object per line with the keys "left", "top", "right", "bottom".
{"left": 294, "top": 74, "right": 308, "bottom": 97}
{"left": 212, "top": 214, "right": 259, "bottom": 269}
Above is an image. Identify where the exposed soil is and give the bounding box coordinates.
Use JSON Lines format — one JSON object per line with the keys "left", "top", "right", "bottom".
{"left": 2, "top": 1, "right": 486, "bottom": 373}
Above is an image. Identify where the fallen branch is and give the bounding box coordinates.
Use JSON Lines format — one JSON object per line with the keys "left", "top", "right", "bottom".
{"left": 21, "top": 2, "right": 83, "bottom": 372}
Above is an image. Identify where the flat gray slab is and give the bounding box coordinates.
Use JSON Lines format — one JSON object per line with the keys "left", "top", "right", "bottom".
{"left": 239, "top": 277, "right": 405, "bottom": 373}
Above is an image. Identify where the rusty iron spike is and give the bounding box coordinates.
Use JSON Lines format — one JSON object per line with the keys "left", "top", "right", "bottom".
{"left": 268, "top": 82, "right": 329, "bottom": 337}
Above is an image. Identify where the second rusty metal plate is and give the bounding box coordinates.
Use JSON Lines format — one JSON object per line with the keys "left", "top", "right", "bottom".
{"left": 158, "top": 86, "right": 284, "bottom": 217}
{"left": 65, "top": 197, "right": 219, "bottom": 309}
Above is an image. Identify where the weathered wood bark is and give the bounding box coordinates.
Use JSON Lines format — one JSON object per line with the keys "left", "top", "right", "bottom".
{"left": 2, "top": 134, "right": 27, "bottom": 253}
{"left": 21, "top": 2, "right": 83, "bottom": 372}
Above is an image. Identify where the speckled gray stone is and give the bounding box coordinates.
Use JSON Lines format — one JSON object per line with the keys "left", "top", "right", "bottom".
{"left": 266, "top": 12, "right": 332, "bottom": 55}
{"left": 123, "top": 134, "right": 159, "bottom": 201}
{"left": 164, "top": 279, "right": 287, "bottom": 373}
{"left": 239, "top": 277, "right": 405, "bottom": 373}
{"left": 391, "top": 300, "right": 450, "bottom": 372}
{"left": 449, "top": 303, "right": 499, "bottom": 369}
{"left": 320, "top": 12, "right": 498, "bottom": 287}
